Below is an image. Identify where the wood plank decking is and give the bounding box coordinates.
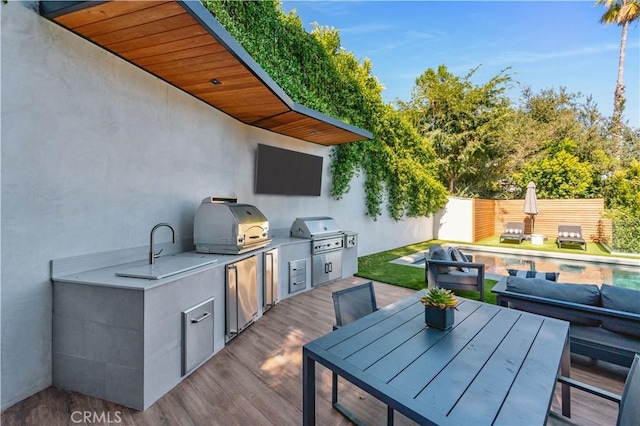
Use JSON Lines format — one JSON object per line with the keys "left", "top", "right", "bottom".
{"left": 2, "top": 277, "right": 628, "bottom": 425}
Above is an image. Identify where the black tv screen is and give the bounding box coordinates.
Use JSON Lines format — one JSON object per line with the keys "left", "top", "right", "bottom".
{"left": 255, "top": 144, "right": 323, "bottom": 196}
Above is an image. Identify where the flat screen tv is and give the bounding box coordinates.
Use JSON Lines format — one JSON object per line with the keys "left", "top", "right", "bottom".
{"left": 255, "top": 144, "right": 323, "bottom": 196}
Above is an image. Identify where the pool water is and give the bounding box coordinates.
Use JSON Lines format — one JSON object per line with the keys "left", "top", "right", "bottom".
{"left": 411, "top": 249, "right": 640, "bottom": 289}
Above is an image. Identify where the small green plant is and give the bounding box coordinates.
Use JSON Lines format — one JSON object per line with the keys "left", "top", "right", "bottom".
{"left": 420, "top": 287, "right": 459, "bottom": 310}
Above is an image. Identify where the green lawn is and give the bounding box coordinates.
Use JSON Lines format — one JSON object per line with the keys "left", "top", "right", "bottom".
{"left": 355, "top": 240, "right": 499, "bottom": 304}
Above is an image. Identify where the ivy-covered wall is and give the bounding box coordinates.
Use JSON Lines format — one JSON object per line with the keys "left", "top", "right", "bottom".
{"left": 203, "top": 0, "right": 448, "bottom": 220}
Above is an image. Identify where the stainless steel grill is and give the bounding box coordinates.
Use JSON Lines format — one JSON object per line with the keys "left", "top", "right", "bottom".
{"left": 290, "top": 217, "right": 344, "bottom": 286}
{"left": 194, "top": 197, "right": 270, "bottom": 254}
{"left": 290, "top": 216, "right": 344, "bottom": 254}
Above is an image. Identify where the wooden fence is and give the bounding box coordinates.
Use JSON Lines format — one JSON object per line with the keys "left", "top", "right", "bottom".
{"left": 471, "top": 198, "right": 612, "bottom": 243}
{"left": 473, "top": 199, "right": 495, "bottom": 242}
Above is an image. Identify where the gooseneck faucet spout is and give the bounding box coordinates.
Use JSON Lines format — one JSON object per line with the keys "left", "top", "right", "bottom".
{"left": 149, "top": 222, "right": 176, "bottom": 265}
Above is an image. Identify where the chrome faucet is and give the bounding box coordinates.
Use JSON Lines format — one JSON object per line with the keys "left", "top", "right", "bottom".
{"left": 149, "top": 222, "right": 176, "bottom": 265}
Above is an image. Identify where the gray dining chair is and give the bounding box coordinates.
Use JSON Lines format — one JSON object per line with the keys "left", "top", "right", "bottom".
{"left": 548, "top": 353, "right": 639, "bottom": 425}
{"left": 331, "top": 282, "right": 393, "bottom": 424}
{"left": 332, "top": 281, "right": 378, "bottom": 330}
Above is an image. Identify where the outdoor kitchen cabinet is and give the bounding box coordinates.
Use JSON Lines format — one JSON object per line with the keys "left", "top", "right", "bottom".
{"left": 278, "top": 240, "right": 311, "bottom": 299}
{"left": 312, "top": 249, "right": 342, "bottom": 286}
{"left": 342, "top": 232, "right": 358, "bottom": 277}
{"left": 52, "top": 265, "right": 226, "bottom": 410}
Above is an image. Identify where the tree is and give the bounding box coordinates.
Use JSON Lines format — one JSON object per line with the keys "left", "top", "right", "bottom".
{"left": 398, "top": 65, "right": 513, "bottom": 195}
{"left": 495, "top": 86, "right": 616, "bottom": 199}
{"left": 596, "top": 0, "right": 640, "bottom": 150}
{"left": 514, "top": 148, "right": 594, "bottom": 199}
{"left": 603, "top": 159, "right": 640, "bottom": 210}
{"left": 602, "top": 160, "right": 640, "bottom": 252}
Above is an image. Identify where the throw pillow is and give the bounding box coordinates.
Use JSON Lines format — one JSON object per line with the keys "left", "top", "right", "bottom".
{"left": 507, "top": 269, "right": 560, "bottom": 282}
{"left": 428, "top": 245, "right": 453, "bottom": 274}
{"left": 601, "top": 285, "right": 640, "bottom": 338}
{"left": 448, "top": 247, "right": 470, "bottom": 273}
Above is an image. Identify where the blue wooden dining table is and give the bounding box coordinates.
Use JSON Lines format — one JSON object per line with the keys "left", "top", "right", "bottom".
{"left": 302, "top": 291, "right": 571, "bottom": 425}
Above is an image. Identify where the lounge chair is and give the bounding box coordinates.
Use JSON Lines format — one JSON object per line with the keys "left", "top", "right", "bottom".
{"left": 556, "top": 223, "right": 587, "bottom": 251}
{"left": 425, "top": 245, "right": 486, "bottom": 302}
{"left": 499, "top": 222, "right": 525, "bottom": 244}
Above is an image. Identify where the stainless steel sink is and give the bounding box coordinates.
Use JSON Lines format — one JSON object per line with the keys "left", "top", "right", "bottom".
{"left": 116, "top": 255, "right": 218, "bottom": 280}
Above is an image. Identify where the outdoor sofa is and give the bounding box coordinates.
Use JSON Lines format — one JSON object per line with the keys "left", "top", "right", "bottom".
{"left": 499, "top": 222, "right": 525, "bottom": 244}
{"left": 493, "top": 276, "right": 640, "bottom": 368}
{"left": 425, "top": 245, "right": 486, "bottom": 302}
{"left": 556, "top": 223, "right": 587, "bottom": 250}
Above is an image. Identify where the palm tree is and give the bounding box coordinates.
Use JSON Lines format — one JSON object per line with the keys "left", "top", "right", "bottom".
{"left": 596, "top": 0, "right": 640, "bottom": 154}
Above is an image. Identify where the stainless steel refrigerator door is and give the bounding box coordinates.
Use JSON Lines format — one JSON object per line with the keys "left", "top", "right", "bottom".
{"left": 263, "top": 249, "right": 278, "bottom": 312}
{"left": 226, "top": 255, "right": 257, "bottom": 341}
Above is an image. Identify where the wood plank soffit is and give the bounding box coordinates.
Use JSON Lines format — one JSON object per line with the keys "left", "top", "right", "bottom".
{"left": 39, "top": 0, "right": 373, "bottom": 145}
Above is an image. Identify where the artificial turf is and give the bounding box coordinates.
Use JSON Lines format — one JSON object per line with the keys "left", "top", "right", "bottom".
{"left": 355, "top": 240, "right": 499, "bottom": 304}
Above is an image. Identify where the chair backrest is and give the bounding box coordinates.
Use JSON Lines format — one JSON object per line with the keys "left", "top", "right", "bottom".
{"left": 332, "top": 281, "right": 378, "bottom": 328}
{"left": 558, "top": 223, "right": 583, "bottom": 235}
{"left": 617, "top": 353, "right": 640, "bottom": 426}
{"left": 504, "top": 222, "right": 525, "bottom": 233}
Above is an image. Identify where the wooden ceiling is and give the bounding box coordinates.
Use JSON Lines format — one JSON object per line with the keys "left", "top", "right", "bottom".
{"left": 40, "top": 1, "right": 372, "bottom": 145}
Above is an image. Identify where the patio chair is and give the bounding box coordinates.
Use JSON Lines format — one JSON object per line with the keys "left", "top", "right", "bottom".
{"left": 548, "top": 354, "right": 639, "bottom": 425}
{"left": 331, "top": 282, "right": 392, "bottom": 423}
{"left": 499, "top": 222, "right": 525, "bottom": 244}
{"left": 556, "top": 223, "right": 587, "bottom": 251}
{"left": 332, "top": 281, "right": 378, "bottom": 330}
{"left": 425, "top": 245, "right": 486, "bottom": 302}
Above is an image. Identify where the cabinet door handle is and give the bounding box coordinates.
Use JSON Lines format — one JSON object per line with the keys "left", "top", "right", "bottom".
{"left": 328, "top": 262, "right": 333, "bottom": 272}
{"left": 191, "top": 312, "right": 211, "bottom": 324}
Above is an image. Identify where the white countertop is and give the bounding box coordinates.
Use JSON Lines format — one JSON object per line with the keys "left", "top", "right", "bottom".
{"left": 53, "top": 236, "right": 310, "bottom": 291}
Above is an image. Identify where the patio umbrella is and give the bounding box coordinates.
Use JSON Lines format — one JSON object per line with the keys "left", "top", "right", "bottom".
{"left": 524, "top": 181, "right": 539, "bottom": 233}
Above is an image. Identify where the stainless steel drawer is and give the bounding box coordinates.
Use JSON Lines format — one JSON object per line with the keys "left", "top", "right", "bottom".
{"left": 182, "top": 297, "right": 214, "bottom": 376}
{"left": 289, "top": 259, "right": 307, "bottom": 294}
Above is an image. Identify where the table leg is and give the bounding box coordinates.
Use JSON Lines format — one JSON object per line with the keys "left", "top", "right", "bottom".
{"left": 561, "top": 339, "right": 571, "bottom": 418}
{"left": 303, "top": 348, "right": 316, "bottom": 426}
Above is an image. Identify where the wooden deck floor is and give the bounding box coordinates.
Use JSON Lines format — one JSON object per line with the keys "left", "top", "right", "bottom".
{"left": 2, "top": 277, "right": 628, "bottom": 425}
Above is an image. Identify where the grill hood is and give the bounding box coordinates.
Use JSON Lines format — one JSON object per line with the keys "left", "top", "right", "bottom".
{"left": 290, "top": 216, "right": 342, "bottom": 239}
{"left": 194, "top": 197, "right": 270, "bottom": 254}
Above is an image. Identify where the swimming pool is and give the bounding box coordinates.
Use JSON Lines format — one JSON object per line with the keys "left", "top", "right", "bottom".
{"left": 399, "top": 248, "right": 640, "bottom": 289}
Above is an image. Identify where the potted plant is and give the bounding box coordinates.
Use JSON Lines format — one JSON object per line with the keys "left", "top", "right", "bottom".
{"left": 420, "top": 287, "right": 459, "bottom": 330}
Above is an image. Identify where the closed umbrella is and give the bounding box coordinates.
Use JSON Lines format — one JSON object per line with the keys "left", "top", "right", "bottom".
{"left": 524, "top": 181, "right": 539, "bottom": 234}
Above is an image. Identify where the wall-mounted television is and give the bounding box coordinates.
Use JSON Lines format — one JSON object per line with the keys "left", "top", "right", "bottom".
{"left": 254, "top": 144, "right": 323, "bottom": 196}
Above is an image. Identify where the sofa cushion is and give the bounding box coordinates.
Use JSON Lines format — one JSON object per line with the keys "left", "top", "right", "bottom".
{"left": 601, "top": 285, "right": 640, "bottom": 337}
{"left": 505, "top": 276, "right": 601, "bottom": 325}
{"left": 507, "top": 269, "right": 560, "bottom": 282}
{"left": 448, "top": 247, "right": 470, "bottom": 273}
{"left": 571, "top": 325, "right": 640, "bottom": 356}
{"left": 429, "top": 245, "right": 452, "bottom": 274}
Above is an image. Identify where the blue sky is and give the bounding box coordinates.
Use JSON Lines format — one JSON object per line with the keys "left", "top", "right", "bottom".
{"left": 282, "top": 1, "right": 640, "bottom": 128}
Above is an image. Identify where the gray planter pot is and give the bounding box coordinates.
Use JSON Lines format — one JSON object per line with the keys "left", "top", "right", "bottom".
{"left": 425, "top": 306, "right": 454, "bottom": 330}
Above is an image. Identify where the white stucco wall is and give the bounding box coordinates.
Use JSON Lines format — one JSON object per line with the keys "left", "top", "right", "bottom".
{"left": 0, "top": 3, "right": 434, "bottom": 409}
{"left": 435, "top": 197, "right": 474, "bottom": 243}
